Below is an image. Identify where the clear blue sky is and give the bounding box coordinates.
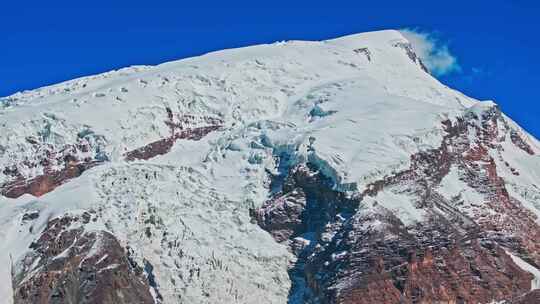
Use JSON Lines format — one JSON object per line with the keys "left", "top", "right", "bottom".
{"left": 1, "top": 1, "right": 539, "bottom": 137}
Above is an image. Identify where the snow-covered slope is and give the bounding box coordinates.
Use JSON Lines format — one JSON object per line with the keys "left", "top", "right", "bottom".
{"left": 1, "top": 30, "right": 540, "bottom": 304}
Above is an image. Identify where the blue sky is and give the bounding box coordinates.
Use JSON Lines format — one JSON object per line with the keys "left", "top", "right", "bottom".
{"left": 1, "top": 1, "right": 539, "bottom": 137}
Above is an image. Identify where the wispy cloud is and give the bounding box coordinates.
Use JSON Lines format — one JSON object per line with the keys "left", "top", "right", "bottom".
{"left": 400, "top": 28, "right": 460, "bottom": 76}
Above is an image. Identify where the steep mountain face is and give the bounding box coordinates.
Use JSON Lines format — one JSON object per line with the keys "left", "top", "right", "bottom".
{"left": 1, "top": 30, "right": 539, "bottom": 304}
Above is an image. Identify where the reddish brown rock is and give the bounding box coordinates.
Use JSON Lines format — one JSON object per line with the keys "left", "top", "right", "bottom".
{"left": 1, "top": 160, "right": 101, "bottom": 198}
{"left": 251, "top": 188, "right": 307, "bottom": 243}
{"left": 254, "top": 105, "right": 540, "bottom": 304}
{"left": 510, "top": 130, "right": 535, "bottom": 155}
{"left": 1, "top": 131, "right": 107, "bottom": 199}
{"left": 303, "top": 212, "right": 533, "bottom": 304}
{"left": 125, "top": 110, "right": 223, "bottom": 161}
{"left": 125, "top": 125, "right": 222, "bottom": 161}
{"left": 512, "top": 289, "right": 540, "bottom": 304}
{"left": 12, "top": 214, "right": 155, "bottom": 304}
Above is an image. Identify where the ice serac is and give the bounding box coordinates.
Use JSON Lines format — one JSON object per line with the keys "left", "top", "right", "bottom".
{"left": 1, "top": 29, "right": 540, "bottom": 304}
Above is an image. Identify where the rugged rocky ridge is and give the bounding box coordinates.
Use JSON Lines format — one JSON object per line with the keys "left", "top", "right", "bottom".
{"left": 254, "top": 104, "right": 540, "bottom": 303}
{"left": 1, "top": 30, "right": 540, "bottom": 304}
{"left": 0, "top": 133, "right": 106, "bottom": 198}
{"left": 12, "top": 213, "right": 155, "bottom": 304}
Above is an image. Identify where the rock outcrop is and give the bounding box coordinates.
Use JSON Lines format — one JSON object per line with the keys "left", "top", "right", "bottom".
{"left": 124, "top": 110, "right": 223, "bottom": 161}
{"left": 12, "top": 213, "right": 155, "bottom": 304}
{"left": 1, "top": 134, "right": 106, "bottom": 199}
{"left": 254, "top": 104, "right": 540, "bottom": 304}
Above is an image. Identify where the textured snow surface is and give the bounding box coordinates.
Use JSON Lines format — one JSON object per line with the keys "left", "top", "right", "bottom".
{"left": 1, "top": 29, "right": 540, "bottom": 303}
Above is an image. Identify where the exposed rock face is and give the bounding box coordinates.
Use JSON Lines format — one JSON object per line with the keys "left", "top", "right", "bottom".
{"left": 254, "top": 105, "right": 540, "bottom": 304}
{"left": 393, "top": 42, "right": 429, "bottom": 73}
{"left": 253, "top": 164, "right": 357, "bottom": 244}
{"left": 316, "top": 220, "right": 532, "bottom": 304}
{"left": 1, "top": 133, "right": 107, "bottom": 199}
{"left": 1, "top": 161, "right": 101, "bottom": 199}
{"left": 512, "top": 290, "right": 540, "bottom": 303}
{"left": 124, "top": 125, "right": 221, "bottom": 161}
{"left": 124, "top": 110, "right": 223, "bottom": 161}
{"left": 12, "top": 214, "right": 155, "bottom": 304}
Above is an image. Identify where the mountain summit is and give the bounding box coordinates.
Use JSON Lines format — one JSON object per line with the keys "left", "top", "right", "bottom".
{"left": 1, "top": 30, "right": 540, "bottom": 304}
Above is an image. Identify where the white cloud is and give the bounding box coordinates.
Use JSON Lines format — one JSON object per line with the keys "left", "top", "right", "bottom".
{"left": 400, "top": 29, "right": 460, "bottom": 76}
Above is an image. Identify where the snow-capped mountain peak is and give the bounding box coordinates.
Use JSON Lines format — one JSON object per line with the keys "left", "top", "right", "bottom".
{"left": 1, "top": 30, "right": 540, "bottom": 304}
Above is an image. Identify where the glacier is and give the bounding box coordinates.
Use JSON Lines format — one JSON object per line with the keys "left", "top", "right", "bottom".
{"left": 1, "top": 29, "right": 540, "bottom": 304}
